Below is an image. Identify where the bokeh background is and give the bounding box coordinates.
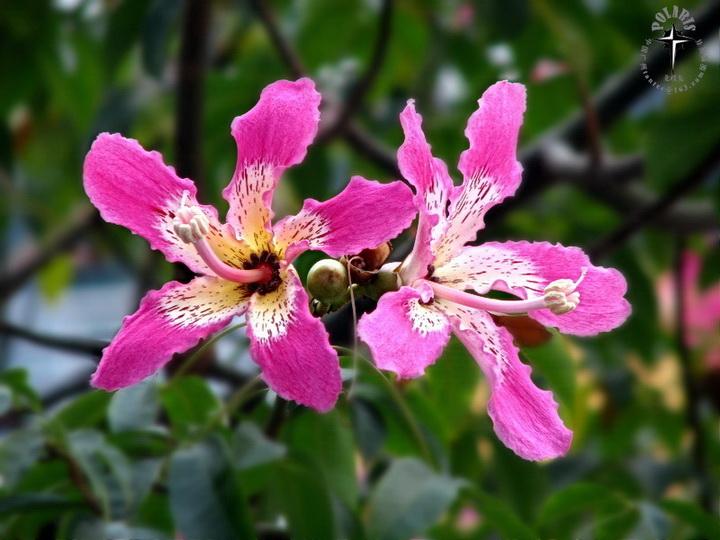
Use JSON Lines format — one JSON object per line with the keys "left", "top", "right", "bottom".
{"left": 1, "top": 0, "right": 719, "bottom": 539}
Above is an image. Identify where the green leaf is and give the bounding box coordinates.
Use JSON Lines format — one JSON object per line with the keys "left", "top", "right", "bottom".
{"left": 169, "top": 439, "right": 255, "bottom": 540}
{"left": 521, "top": 334, "right": 576, "bottom": 411}
{"left": 350, "top": 397, "right": 386, "bottom": 460}
{"left": 284, "top": 409, "right": 358, "bottom": 506}
{"left": 471, "top": 489, "right": 539, "bottom": 540}
{"left": 0, "top": 384, "right": 13, "bottom": 415}
{"left": 662, "top": 499, "right": 720, "bottom": 539}
{"left": 142, "top": 0, "right": 182, "bottom": 77}
{"left": 66, "top": 429, "right": 135, "bottom": 519}
{"left": 0, "top": 369, "right": 40, "bottom": 411}
{"left": 0, "top": 425, "right": 44, "bottom": 488}
{"left": 271, "top": 460, "right": 335, "bottom": 540}
{"left": 424, "top": 337, "right": 480, "bottom": 441}
{"left": 366, "top": 458, "right": 463, "bottom": 540}
{"left": 105, "top": 0, "right": 148, "bottom": 74}
{"left": 232, "top": 421, "right": 286, "bottom": 470}
{"left": 108, "top": 379, "right": 159, "bottom": 433}
{"left": 159, "top": 376, "right": 220, "bottom": 437}
{"left": 0, "top": 493, "right": 83, "bottom": 516}
{"left": 537, "top": 482, "right": 637, "bottom": 539}
{"left": 38, "top": 255, "right": 73, "bottom": 302}
{"left": 50, "top": 391, "right": 111, "bottom": 431}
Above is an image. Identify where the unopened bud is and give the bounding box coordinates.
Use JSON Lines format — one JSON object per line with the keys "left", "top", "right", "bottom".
{"left": 345, "top": 242, "right": 392, "bottom": 284}
{"left": 307, "top": 259, "right": 350, "bottom": 307}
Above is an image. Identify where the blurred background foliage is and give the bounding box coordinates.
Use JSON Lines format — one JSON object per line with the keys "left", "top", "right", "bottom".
{"left": 0, "top": 0, "right": 719, "bottom": 539}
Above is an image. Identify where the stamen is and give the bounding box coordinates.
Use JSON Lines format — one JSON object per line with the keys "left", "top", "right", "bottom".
{"left": 172, "top": 200, "right": 270, "bottom": 284}
{"left": 426, "top": 269, "right": 586, "bottom": 316}
{"left": 427, "top": 281, "right": 548, "bottom": 314}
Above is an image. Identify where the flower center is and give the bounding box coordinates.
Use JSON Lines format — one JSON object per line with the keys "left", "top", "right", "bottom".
{"left": 242, "top": 250, "right": 282, "bottom": 295}
{"left": 172, "top": 193, "right": 273, "bottom": 286}
{"left": 425, "top": 269, "right": 587, "bottom": 316}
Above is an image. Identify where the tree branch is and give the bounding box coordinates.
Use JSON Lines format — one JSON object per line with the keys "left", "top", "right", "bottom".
{"left": 590, "top": 141, "right": 720, "bottom": 258}
{"left": 248, "top": 0, "right": 305, "bottom": 78}
{"left": 318, "top": 0, "right": 394, "bottom": 141}
{"left": 0, "top": 204, "right": 98, "bottom": 302}
{"left": 175, "top": 0, "right": 211, "bottom": 188}
{"left": 0, "top": 320, "right": 107, "bottom": 356}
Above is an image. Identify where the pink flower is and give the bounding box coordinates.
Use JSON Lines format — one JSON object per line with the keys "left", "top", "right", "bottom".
{"left": 529, "top": 58, "right": 569, "bottom": 83}
{"left": 657, "top": 250, "right": 720, "bottom": 369}
{"left": 358, "top": 81, "right": 631, "bottom": 460}
{"left": 84, "top": 78, "right": 415, "bottom": 412}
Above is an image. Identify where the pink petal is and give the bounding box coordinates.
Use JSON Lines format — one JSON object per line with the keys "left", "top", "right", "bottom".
{"left": 223, "top": 78, "right": 321, "bottom": 251}
{"left": 246, "top": 268, "right": 341, "bottom": 412}
{"left": 84, "top": 133, "right": 242, "bottom": 275}
{"left": 273, "top": 176, "right": 415, "bottom": 262}
{"left": 434, "top": 82, "right": 526, "bottom": 264}
{"left": 681, "top": 251, "right": 720, "bottom": 333}
{"left": 397, "top": 101, "right": 454, "bottom": 282}
{"left": 438, "top": 301, "right": 572, "bottom": 460}
{"left": 358, "top": 284, "right": 451, "bottom": 379}
{"left": 92, "top": 277, "right": 250, "bottom": 390}
{"left": 436, "top": 241, "right": 631, "bottom": 336}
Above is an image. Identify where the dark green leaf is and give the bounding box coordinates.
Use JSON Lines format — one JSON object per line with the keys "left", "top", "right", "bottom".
{"left": 169, "top": 439, "right": 255, "bottom": 540}
{"left": 662, "top": 499, "right": 720, "bottom": 539}
{"left": 159, "top": 376, "right": 220, "bottom": 437}
{"left": 471, "top": 489, "right": 539, "bottom": 540}
{"left": 271, "top": 460, "right": 335, "bottom": 540}
{"left": 284, "top": 409, "right": 358, "bottom": 506}
{"left": 232, "top": 421, "right": 286, "bottom": 470}
{"left": 366, "top": 458, "right": 463, "bottom": 540}
{"left": 108, "top": 379, "right": 159, "bottom": 433}
{"left": 50, "top": 391, "right": 111, "bottom": 431}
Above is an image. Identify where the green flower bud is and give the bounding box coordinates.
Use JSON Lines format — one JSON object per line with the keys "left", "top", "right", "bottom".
{"left": 307, "top": 259, "right": 350, "bottom": 307}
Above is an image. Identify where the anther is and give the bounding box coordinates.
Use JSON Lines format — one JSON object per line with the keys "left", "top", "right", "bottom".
{"left": 542, "top": 268, "right": 587, "bottom": 315}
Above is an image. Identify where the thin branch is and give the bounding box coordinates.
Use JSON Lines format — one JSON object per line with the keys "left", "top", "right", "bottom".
{"left": 590, "top": 141, "right": 720, "bottom": 258}
{"left": 264, "top": 397, "right": 288, "bottom": 439}
{"left": 343, "top": 122, "right": 401, "bottom": 177}
{"left": 543, "top": 144, "right": 644, "bottom": 184}
{"left": 0, "top": 320, "right": 107, "bottom": 357}
{"left": 0, "top": 204, "right": 98, "bottom": 302}
{"left": 175, "top": 0, "right": 211, "bottom": 188}
{"left": 248, "top": 0, "right": 305, "bottom": 78}
{"left": 318, "top": 0, "right": 394, "bottom": 141}
{"left": 674, "top": 238, "right": 714, "bottom": 512}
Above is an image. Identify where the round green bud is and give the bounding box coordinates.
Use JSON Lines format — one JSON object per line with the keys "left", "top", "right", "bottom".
{"left": 307, "top": 259, "right": 350, "bottom": 306}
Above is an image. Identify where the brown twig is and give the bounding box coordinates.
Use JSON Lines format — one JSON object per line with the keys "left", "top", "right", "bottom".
{"left": 318, "top": 0, "right": 394, "bottom": 141}
{"left": 0, "top": 320, "right": 107, "bottom": 357}
{"left": 248, "top": 0, "right": 305, "bottom": 78}
{"left": 175, "top": 0, "right": 211, "bottom": 189}
{"left": 0, "top": 205, "right": 98, "bottom": 302}
{"left": 590, "top": 141, "right": 720, "bottom": 259}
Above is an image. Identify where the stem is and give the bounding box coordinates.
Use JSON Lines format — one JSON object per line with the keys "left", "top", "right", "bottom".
{"left": 674, "top": 237, "right": 714, "bottom": 512}
{"left": 369, "top": 359, "right": 436, "bottom": 468}
{"left": 193, "top": 237, "right": 270, "bottom": 283}
{"left": 426, "top": 280, "right": 547, "bottom": 315}
{"left": 193, "top": 375, "right": 265, "bottom": 439}
{"left": 332, "top": 345, "right": 436, "bottom": 466}
{"left": 172, "top": 322, "right": 247, "bottom": 380}
{"left": 346, "top": 259, "right": 360, "bottom": 399}
{"left": 265, "top": 397, "right": 288, "bottom": 439}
